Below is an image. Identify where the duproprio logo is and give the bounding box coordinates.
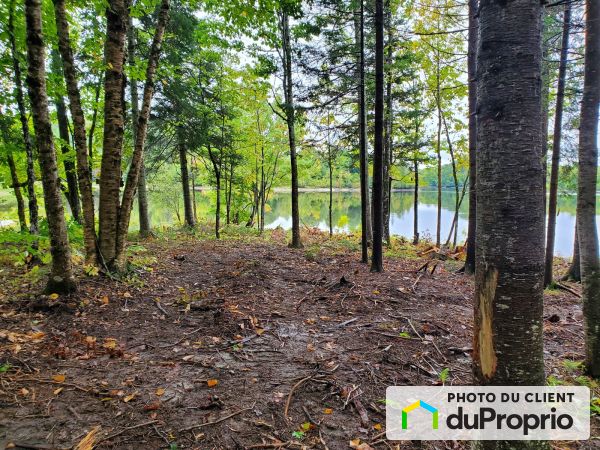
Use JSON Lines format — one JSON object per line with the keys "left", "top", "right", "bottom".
{"left": 402, "top": 400, "right": 439, "bottom": 430}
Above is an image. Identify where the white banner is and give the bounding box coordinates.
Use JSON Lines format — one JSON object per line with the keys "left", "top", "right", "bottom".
{"left": 386, "top": 386, "right": 590, "bottom": 440}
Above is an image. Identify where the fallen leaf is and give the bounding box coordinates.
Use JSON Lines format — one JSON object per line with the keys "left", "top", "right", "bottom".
{"left": 207, "top": 379, "right": 218, "bottom": 388}
{"left": 53, "top": 387, "right": 64, "bottom": 395}
{"left": 49, "top": 293, "right": 59, "bottom": 300}
{"left": 103, "top": 338, "right": 117, "bottom": 350}
{"left": 29, "top": 331, "right": 45, "bottom": 340}
{"left": 373, "top": 423, "right": 382, "bottom": 431}
{"left": 123, "top": 393, "right": 137, "bottom": 403}
{"left": 306, "top": 343, "right": 315, "bottom": 352}
{"left": 255, "top": 328, "right": 265, "bottom": 335}
{"left": 323, "top": 408, "right": 333, "bottom": 414}
{"left": 155, "top": 387, "right": 165, "bottom": 396}
{"left": 20, "top": 388, "right": 29, "bottom": 396}
{"left": 100, "top": 296, "right": 109, "bottom": 305}
{"left": 123, "top": 292, "right": 132, "bottom": 298}
{"left": 52, "top": 374, "right": 66, "bottom": 383}
{"left": 144, "top": 402, "right": 161, "bottom": 411}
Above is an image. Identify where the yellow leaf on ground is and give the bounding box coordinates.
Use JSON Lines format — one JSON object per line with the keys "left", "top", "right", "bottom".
{"left": 123, "top": 393, "right": 136, "bottom": 403}
{"left": 155, "top": 388, "right": 165, "bottom": 396}
{"left": 323, "top": 408, "right": 333, "bottom": 414}
{"left": 255, "top": 328, "right": 265, "bottom": 335}
{"left": 53, "top": 387, "right": 64, "bottom": 395}
{"left": 373, "top": 423, "right": 382, "bottom": 431}
{"left": 103, "top": 338, "right": 117, "bottom": 349}
{"left": 29, "top": 331, "right": 45, "bottom": 340}
{"left": 49, "top": 293, "right": 59, "bottom": 300}
{"left": 207, "top": 379, "right": 218, "bottom": 388}
{"left": 74, "top": 425, "right": 101, "bottom": 450}
{"left": 52, "top": 374, "right": 66, "bottom": 383}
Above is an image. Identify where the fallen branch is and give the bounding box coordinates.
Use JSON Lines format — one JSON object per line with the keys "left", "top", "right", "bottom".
{"left": 353, "top": 398, "right": 370, "bottom": 427}
{"left": 556, "top": 282, "right": 582, "bottom": 298}
{"left": 153, "top": 299, "right": 170, "bottom": 316}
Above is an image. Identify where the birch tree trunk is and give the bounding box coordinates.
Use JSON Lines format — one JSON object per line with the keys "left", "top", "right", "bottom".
{"left": 25, "top": 0, "right": 75, "bottom": 293}
{"left": 53, "top": 0, "right": 97, "bottom": 263}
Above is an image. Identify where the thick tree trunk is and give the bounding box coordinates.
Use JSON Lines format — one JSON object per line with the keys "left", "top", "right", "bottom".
{"left": 24, "top": 0, "right": 75, "bottom": 293}
{"left": 9, "top": 0, "right": 39, "bottom": 237}
{"left": 178, "top": 141, "right": 195, "bottom": 228}
{"left": 53, "top": 0, "right": 97, "bottom": 263}
{"left": 577, "top": 0, "right": 600, "bottom": 377}
{"left": 355, "top": 0, "right": 371, "bottom": 263}
{"left": 413, "top": 157, "right": 419, "bottom": 245}
{"left": 115, "top": 0, "right": 169, "bottom": 268}
{"left": 544, "top": 3, "right": 571, "bottom": 287}
{"left": 280, "top": 10, "right": 301, "bottom": 248}
{"left": 474, "top": 0, "right": 545, "bottom": 417}
{"left": 7, "top": 153, "right": 27, "bottom": 232}
{"left": 98, "top": 0, "right": 128, "bottom": 267}
{"left": 464, "top": 0, "right": 478, "bottom": 274}
{"left": 127, "top": 18, "right": 151, "bottom": 238}
{"left": 371, "top": 0, "right": 384, "bottom": 273}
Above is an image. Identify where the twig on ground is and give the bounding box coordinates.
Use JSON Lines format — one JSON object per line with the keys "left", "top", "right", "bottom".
{"left": 353, "top": 398, "right": 370, "bottom": 427}
{"left": 319, "top": 429, "right": 330, "bottom": 450}
{"left": 284, "top": 376, "right": 313, "bottom": 418}
{"left": 179, "top": 403, "right": 255, "bottom": 432}
{"left": 153, "top": 299, "right": 170, "bottom": 316}
{"left": 337, "top": 317, "right": 358, "bottom": 327}
{"left": 96, "top": 420, "right": 158, "bottom": 445}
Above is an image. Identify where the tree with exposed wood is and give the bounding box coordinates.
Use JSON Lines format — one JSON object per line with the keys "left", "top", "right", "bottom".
{"left": 24, "top": 0, "right": 75, "bottom": 293}
{"left": 473, "top": 0, "right": 546, "bottom": 417}
{"left": 577, "top": 0, "right": 600, "bottom": 377}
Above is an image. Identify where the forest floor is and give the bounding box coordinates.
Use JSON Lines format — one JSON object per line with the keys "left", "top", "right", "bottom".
{"left": 0, "top": 227, "right": 597, "bottom": 450}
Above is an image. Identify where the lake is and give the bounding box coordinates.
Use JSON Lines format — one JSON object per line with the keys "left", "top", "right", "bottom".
{"left": 0, "top": 188, "right": 594, "bottom": 257}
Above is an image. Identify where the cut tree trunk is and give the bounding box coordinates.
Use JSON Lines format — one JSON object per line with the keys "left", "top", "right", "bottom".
{"left": 9, "top": 0, "right": 39, "bottom": 237}
{"left": 474, "top": 0, "right": 546, "bottom": 422}
{"left": 371, "top": 0, "right": 384, "bottom": 273}
{"left": 544, "top": 3, "right": 571, "bottom": 287}
{"left": 577, "top": 0, "right": 600, "bottom": 377}
{"left": 53, "top": 0, "right": 97, "bottom": 263}
{"left": 24, "top": 0, "right": 75, "bottom": 293}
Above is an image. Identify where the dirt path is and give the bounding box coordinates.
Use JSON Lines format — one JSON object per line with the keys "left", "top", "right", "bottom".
{"left": 0, "top": 235, "right": 593, "bottom": 449}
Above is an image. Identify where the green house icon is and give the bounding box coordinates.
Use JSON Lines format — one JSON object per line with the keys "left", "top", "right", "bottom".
{"left": 402, "top": 400, "right": 439, "bottom": 430}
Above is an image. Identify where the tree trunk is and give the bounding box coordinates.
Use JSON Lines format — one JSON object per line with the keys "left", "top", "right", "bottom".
{"left": 435, "top": 54, "right": 442, "bottom": 249}
{"left": 382, "top": 3, "right": 392, "bottom": 246}
{"left": 215, "top": 171, "right": 221, "bottom": 239}
{"left": 51, "top": 49, "right": 81, "bottom": 223}
{"left": 413, "top": 157, "right": 419, "bottom": 245}
{"left": 577, "top": 0, "right": 600, "bottom": 377}
{"left": 7, "top": 153, "right": 27, "bottom": 232}
{"left": 563, "top": 224, "right": 581, "bottom": 282}
{"left": 260, "top": 144, "right": 266, "bottom": 233}
{"left": 464, "top": 0, "right": 478, "bottom": 274}
{"left": 178, "top": 141, "right": 195, "bottom": 228}
{"left": 24, "top": 0, "right": 75, "bottom": 293}
{"left": 442, "top": 113, "right": 459, "bottom": 248}
{"left": 88, "top": 74, "right": 103, "bottom": 160}
{"left": 474, "top": 0, "right": 545, "bottom": 416}
{"left": 355, "top": 0, "right": 371, "bottom": 263}
{"left": 191, "top": 158, "right": 198, "bottom": 222}
{"left": 127, "top": 18, "right": 152, "bottom": 238}
{"left": 226, "top": 159, "right": 233, "bottom": 225}
{"left": 98, "top": 0, "right": 128, "bottom": 267}
{"left": 280, "top": 9, "right": 301, "bottom": 248}
{"left": 371, "top": 0, "right": 384, "bottom": 273}
{"left": 115, "top": 0, "right": 169, "bottom": 268}
{"left": 9, "top": 0, "right": 39, "bottom": 237}
{"left": 328, "top": 153, "right": 333, "bottom": 237}
{"left": 53, "top": 0, "right": 97, "bottom": 263}
{"left": 544, "top": 3, "right": 572, "bottom": 287}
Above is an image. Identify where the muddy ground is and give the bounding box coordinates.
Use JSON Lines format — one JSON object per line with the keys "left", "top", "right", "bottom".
{"left": 0, "top": 231, "right": 597, "bottom": 449}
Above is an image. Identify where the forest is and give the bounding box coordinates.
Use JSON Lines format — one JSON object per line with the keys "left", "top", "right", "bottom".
{"left": 0, "top": 0, "right": 599, "bottom": 448}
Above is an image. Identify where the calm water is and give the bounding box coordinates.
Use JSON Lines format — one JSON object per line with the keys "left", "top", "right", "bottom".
{"left": 0, "top": 188, "right": 596, "bottom": 257}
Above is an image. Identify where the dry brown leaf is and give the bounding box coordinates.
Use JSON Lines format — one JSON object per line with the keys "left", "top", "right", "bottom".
{"left": 100, "top": 296, "right": 109, "bottom": 305}
{"left": 74, "top": 425, "right": 101, "bottom": 450}
{"left": 53, "top": 387, "right": 64, "bottom": 395}
{"left": 123, "top": 393, "right": 137, "bottom": 403}
{"left": 255, "top": 328, "right": 265, "bottom": 335}
{"left": 155, "top": 387, "right": 165, "bottom": 396}
{"left": 52, "top": 374, "right": 66, "bottom": 383}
